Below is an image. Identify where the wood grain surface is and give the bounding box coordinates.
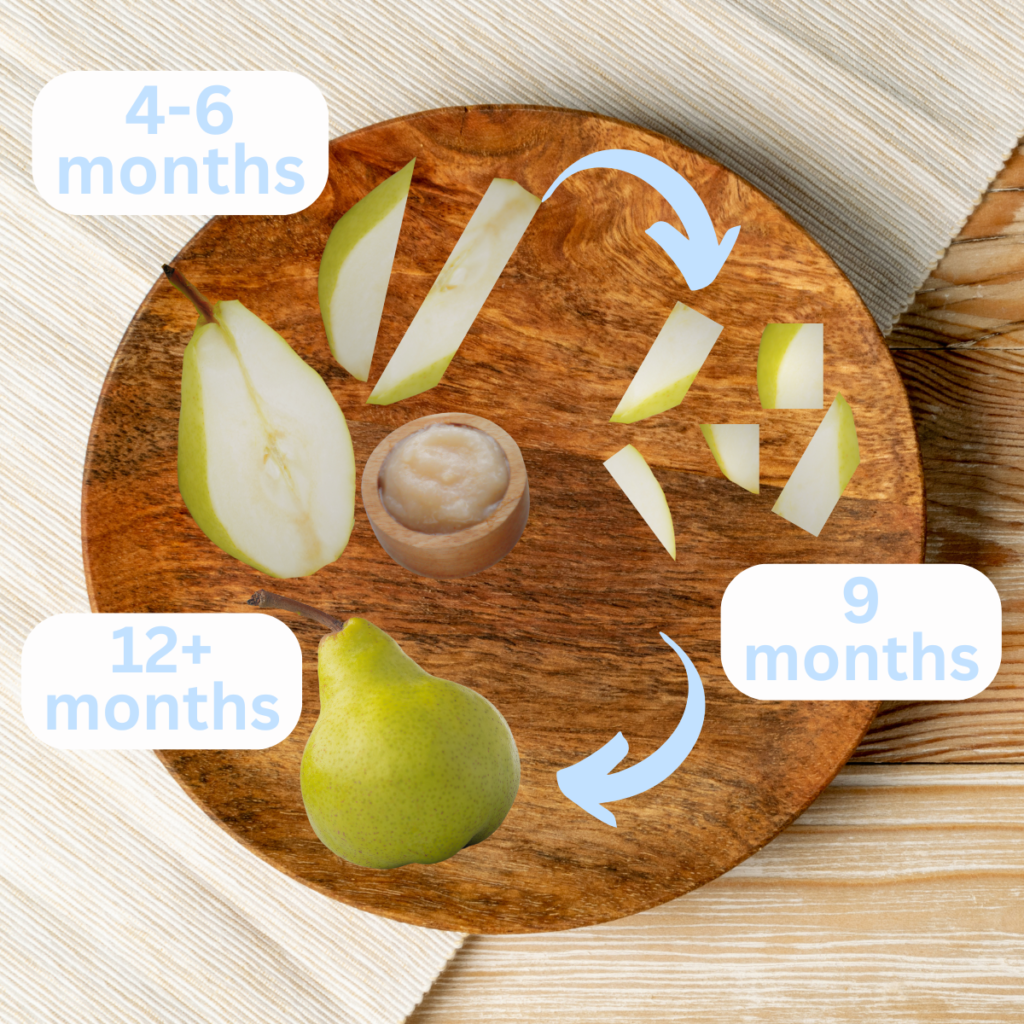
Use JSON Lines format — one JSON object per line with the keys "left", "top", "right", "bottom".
{"left": 408, "top": 765, "right": 1024, "bottom": 1023}
{"left": 856, "top": 143, "right": 1024, "bottom": 762}
{"left": 81, "top": 106, "right": 924, "bottom": 934}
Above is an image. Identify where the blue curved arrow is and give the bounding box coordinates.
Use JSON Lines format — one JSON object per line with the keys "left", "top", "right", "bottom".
{"left": 556, "top": 633, "right": 706, "bottom": 827}
{"left": 543, "top": 149, "right": 741, "bottom": 291}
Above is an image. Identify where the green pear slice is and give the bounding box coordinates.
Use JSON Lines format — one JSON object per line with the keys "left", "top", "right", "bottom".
{"left": 318, "top": 159, "right": 414, "bottom": 381}
{"left": 610, "top": 303, "right": 723, "bottom": 424}
{"left": 179, "top": 300, "right": 355, "bottom": 578}
{"left": 773, "top": 394, "right": 860, "bottom": 536}
{"left": 368, "top": 178, "right": 541, "bottom": 405}
{"left": 757, "top": 323, "right": 824, "bottom": 409}
{"left": 700, "top": 423, "right": 759, "bottom": 494}
{"left": 603, "top": 444, "right": 676, "bottom": 559}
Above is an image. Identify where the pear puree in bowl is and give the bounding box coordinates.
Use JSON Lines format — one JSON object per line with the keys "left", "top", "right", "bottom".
{"left": 379, "top": 423, "right": 510, "bottom": 534}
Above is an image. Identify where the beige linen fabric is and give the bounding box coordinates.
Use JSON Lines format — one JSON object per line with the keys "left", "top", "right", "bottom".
{"left": 2, "top": 1, "right": 1023, "bottom": 1021}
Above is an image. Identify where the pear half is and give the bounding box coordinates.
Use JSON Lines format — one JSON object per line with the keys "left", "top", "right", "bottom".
{"left": 318, "top": 159, "right": 414, "bottom": 381}
{"left": 773, "top": 393, "right": 860, "bottom": 536}
{"left": 604, "top": 444, "right": 676, "bottom": 559}
{"left": 368, "top": 178, "right": 541, "bottom": 405}
{"left": 700, "top": 423, "right": 759, "bottom": 494}
{"left": 757, "top": 323, "right": 824, "bottom": 409}
{"left": 610, "top": 303, "right": 723, "bottom": 424}
{"left": 176, "top": 282, "right": 355, "bottom": 578}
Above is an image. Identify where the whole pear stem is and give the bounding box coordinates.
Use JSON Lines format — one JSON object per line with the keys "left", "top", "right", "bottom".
{"left": 163, "top": 263, "right": 217, "bottom": 325}
{"left": 247, "top": 590, "right": 346, "bottom": 632}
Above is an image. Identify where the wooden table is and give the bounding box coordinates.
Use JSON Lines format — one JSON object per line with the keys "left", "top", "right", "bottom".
{"left": 407, "top": 148, "right": 1024, "bottom": 1022}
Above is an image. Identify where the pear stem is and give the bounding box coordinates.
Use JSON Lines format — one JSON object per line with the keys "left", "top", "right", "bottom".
{"left": 247, "top": 590, "right": 346, "bottom": 632}
{"left": 163, "top": 263, "right": 217, "bottom": 325}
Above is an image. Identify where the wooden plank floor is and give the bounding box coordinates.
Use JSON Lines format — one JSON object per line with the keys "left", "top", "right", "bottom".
{"left": 407, "top": 146, "right": 1024, "bottom": 1020}
{"left": 410, "top": 767, "right": 1024, "bottom": 1023}
{"left": 856, "top": 144, "right": 1024, "bottom": 761}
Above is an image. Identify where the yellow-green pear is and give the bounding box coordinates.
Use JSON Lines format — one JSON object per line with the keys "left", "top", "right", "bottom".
{"left": 318, "top": 159, "right": 414, "bottom": 381}
{"left": 249, "top": 590, "right": 520, "bottom": 869}
{"left": 168, "top": 265, "right": 355, "bottom": 579}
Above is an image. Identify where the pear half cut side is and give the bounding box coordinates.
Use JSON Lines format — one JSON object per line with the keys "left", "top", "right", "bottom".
{"left": 610, "top": 303, "right": 723, "bottom": 424}
{"left": 603, "top": 444, "right": 676, "bottom": 559}
{"left": 700, "top": 423, "right": 759, "bottom": 494}
{"left": 178, "top": 299, "right": 356, "bottom": 578}
{"left": 318, "top": 159, "right": 414, "bottom": 381}
{"left": 772, "top": 393, "right": 860, "bottom": 536}
{"left": 368, "top": 177, "right": 541, "bottom": 405}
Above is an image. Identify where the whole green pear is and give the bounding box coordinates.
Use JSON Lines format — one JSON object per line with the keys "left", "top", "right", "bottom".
{"left": 249, "top": 591, "right": 520, "bottom": 869}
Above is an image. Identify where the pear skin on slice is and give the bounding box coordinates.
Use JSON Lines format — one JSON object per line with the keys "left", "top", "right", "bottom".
{"left": 318, "top": 159, "right": 414, "bottom": 381}
{"left": 757, "top": 323, "right": 824, "bottom": 409}
{"left": 368, "top": 178, "right": 541, "bottom": 405}
{"left": 603, "top": 444, "right": 676, "bottom": 559}
{"left": 610, "top": 303, "right": 722, "bottom": 424}
{"left": 773, "top": 393, "right": 859, "bottom": 536}
{"left": 700, "top": 423, "right": 759, "bottom": 494}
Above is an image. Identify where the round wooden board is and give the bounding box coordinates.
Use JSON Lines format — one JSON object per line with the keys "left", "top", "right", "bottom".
{"left": 82, "top": 105, "right": 924, "bottom": 934}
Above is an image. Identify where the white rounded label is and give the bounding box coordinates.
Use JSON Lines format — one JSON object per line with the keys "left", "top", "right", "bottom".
{"left": 721, "top": 564, "right": 1002, "bottom": 700}
{"left": 21, "top": 614, "right": 303, "bottom": 749}
{"left": 33, "top": 71, "right": 328, "bottom": 215}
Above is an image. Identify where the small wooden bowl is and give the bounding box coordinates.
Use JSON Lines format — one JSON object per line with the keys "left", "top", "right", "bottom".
{"left": 361, "top": 412, "right": 530, "bottom": 579}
